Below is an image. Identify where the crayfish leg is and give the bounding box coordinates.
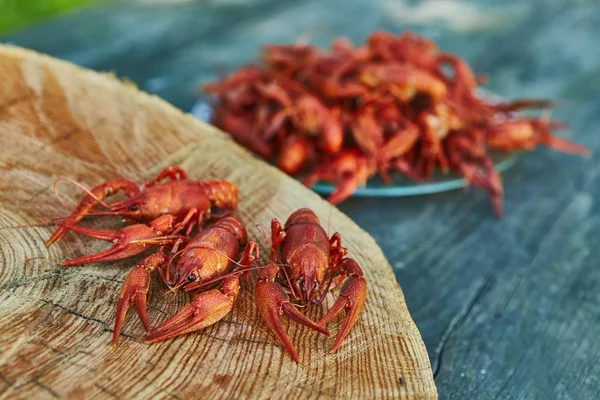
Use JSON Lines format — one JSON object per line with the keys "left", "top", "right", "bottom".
{"left": 326, "top": 174, "right": 362, "bottom": 206}
{"left": 140, "top": 166, "right": 189, "bottom": 190}
{"left": 545, "top": 136, "right": 590, "bottom": 157}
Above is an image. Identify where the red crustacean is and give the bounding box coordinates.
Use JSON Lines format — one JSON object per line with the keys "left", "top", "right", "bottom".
{"left": 303, "top": 150, "right": 374, "bottom": 206}
{"left": 40, "top": 171, "right": 369, "bottom": 360}
{"left": 255, "top": 208, "right": 367, "bottom": 362}
{"left": 53, "top": 214, "right": 185, "bottom": 342}
{"left": 359, "top": 63, "right": 448, "bottom": 102}
{"left": 42, "top": 167, "right": 260, "bottom": 345}
{"left": 140, "top": 216, "right": 258, "bottom": 344}
{"left": 277, "top": 135, "right": 312, "bottom": 176}
{"left": 205, "top": 31, "right": 589, "bottom": 217}
{"left": 51, "top": 210, "right": 258, "bottom": 345}
{"left": 45, "top": 167, "right": 239, "bottom": 248}
{"left": 486, "top": 119, "right": 589, "bottom": 156}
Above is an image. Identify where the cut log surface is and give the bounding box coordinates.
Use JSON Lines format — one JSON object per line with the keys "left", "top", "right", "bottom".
{"left": 0, "top": 45, "right": 436, "bottom": 399}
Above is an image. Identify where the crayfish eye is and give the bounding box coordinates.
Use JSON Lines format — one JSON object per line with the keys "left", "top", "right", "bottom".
{"left": 127, "top": 205, "right": 138, "bottom": 212}
{"left": 299, "top": 279, "right": 305, "bottom": 289}
{"left": 187, "top": 274, "right": 197, "bottom": 282}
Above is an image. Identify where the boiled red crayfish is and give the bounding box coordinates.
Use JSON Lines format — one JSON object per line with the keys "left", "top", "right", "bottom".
{"left": 137, "top": 216, "right": 258, "bottom": 345}
{"left": 43, "top": 171, "right": 368, "bottom": 362}
{"left": 256, "top": 208, "right": 367, "bottom": 362}
{"left": 46, "top": 166, "right": 239, "bottom": 247}
{"left": 206, "top": 31, "right": 590, "bottom": 217}
{"left": 58, "top": 213, "right": 258, "bottom": 346}
{"left": 43, "top": 167, "right": 257, "bottom": 343}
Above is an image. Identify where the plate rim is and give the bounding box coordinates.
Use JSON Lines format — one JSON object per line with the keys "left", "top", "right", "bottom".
{"left": 311, "top": 154, "right": 518, "bottom": 197}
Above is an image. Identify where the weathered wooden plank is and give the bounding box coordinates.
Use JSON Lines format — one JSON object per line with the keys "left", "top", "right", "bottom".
{"left": 0, "top": 45, "right": 436, "bottom": 399}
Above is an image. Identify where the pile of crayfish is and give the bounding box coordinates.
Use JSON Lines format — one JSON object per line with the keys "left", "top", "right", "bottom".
{"left": 205, "top": 31, "right": 589, "bottom": 217}
{"left": 44, "top": 167, "right": 366, "bottom": 363}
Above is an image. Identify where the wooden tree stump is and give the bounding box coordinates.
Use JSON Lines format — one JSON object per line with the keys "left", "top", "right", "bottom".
{"left": 0, "top": 45, "right": 437, "bottom": 399}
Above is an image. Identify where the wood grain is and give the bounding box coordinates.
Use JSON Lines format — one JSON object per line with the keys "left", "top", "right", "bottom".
{"left": 0, "top": 45, "right": 436, "bottom": 399}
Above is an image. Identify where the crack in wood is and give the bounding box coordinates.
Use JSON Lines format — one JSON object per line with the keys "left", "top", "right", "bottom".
{"left": 26, "top": 184, "right": 52, "bottom": 202}
{"left": 100, "top": 327, "right": 138, "bottom": 341}
{"left": 33, "top": 379, "right": 61, "bottom": 399}
{"left": 41, "top": 299, "right": 136, "bottom": 341}
{"left": 147, "top": 304, "right": 167, "bottom": 315}
{"left": 2, "top": 269, "right": 75, "bottom": 290}
{"left": 94, "top": 383, "right": 120, "bottom": 399}
{"left": 433, "top": 268, "right": 496, "bottom": 379}
{"left": 42, "top": 299, "right": 108, "bottom": 326}
{"left": 79, "top": 272, "right": 125, "bottom": 285}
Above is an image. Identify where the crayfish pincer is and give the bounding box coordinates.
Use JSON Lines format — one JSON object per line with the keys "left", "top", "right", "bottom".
{"left": 256, "top": 208, "right": 367, "bottom": 362}
{"left": 45, "top": 166, "right": 239, "bottom": 247}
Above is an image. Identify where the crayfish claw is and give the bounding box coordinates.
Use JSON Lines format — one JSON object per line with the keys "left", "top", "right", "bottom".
{"left": 145, "top": 276, "right": 240, "bottom": 344}
{"left": 282, "top": 302, "right": 330, "bottom": 337}
{"left": 303, "top": 150, "right": 372, "bottom": 206}
{"left": 61, "top": 216, "right": 178, "bottom": 267}
{"left": 113, "top": 252, "right": 166, "bottom": 345}
{"left": 46, "top": 179, "right": 139, "bottom": 248}
{"left": 256, "top": 279, "right": 301, "bottom": 363}
{"left": 319, "top": 274, "right": 367, "bottom": 353}
{"left": 255, "top": 278, "right": 329, "bottom": 363}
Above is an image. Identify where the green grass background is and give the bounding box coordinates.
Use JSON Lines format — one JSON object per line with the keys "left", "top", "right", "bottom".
{"left": 0, "top": 0, "right": 109, "bottom": 35}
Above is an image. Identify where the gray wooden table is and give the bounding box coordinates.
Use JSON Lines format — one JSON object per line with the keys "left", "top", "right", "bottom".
{"left": 3, "top": 0, "right": 599, "bottom": 398}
